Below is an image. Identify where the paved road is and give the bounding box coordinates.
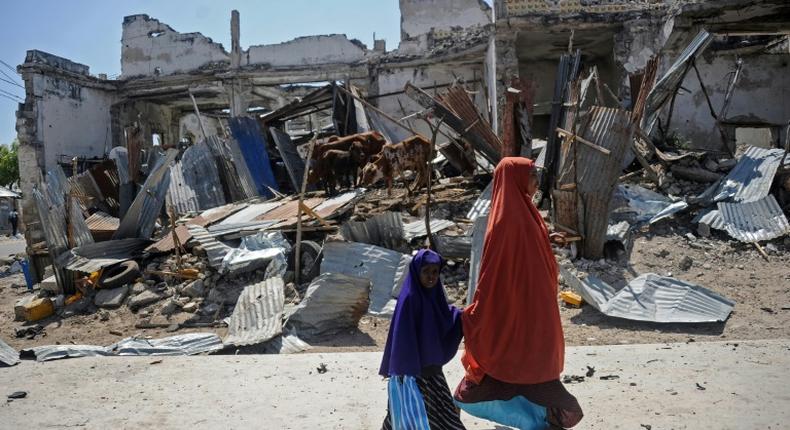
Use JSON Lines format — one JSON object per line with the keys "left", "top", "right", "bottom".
{"left": 0, "top": 237, "right": 25, "bottom": 258}
{"left": 1, "top": 339, "right": 788, "bottom": 429}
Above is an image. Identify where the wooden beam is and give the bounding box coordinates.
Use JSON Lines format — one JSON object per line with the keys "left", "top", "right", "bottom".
{"left": 555, "top": 127, "right": 611, "bottom": 155}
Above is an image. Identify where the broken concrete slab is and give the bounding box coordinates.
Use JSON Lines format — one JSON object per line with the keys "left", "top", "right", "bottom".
{"left": 128, "top": 289, "right": 163, "bottom": 311}
{"left": 94, "top": 285, "right": 130, "bottom": 309}
{"left": 180, "top": 279, "right": 205, "bottom": 298}
{"left": 286, "top": 273, "right": 370, "bottom": 337}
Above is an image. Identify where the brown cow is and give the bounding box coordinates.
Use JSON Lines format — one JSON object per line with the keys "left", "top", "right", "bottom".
{"left": 307, "top": 149, "right": 358, "bottom": 196}
{"left": 312, "top": 131, "right": 386, "bottom": 166}
{"left": 360, "top": 135, "right": 431, "bottom": 196}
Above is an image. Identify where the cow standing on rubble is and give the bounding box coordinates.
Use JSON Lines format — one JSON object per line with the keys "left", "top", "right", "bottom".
{"left": 307, "top": 131, "right": 388, "bottom": 195}
{"left": 360, "top": 135, "right": 432, "bottom": 197}
{"left": 312, "top": 131, "right": 387, "bottom": 171}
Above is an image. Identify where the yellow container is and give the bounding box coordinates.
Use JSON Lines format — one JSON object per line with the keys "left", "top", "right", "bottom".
{"left": 23, "top": 297, "right": 55, "bottom": 322}
{"left": 560, "top": 291, "right": 583, "bottom": 308}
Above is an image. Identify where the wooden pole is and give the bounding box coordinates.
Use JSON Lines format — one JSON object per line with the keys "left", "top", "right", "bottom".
{"left": 188, "top": 91, "right": 208, "bottom": 141}
{"left": 422, "top": 118, "right": 443, "bottom": 250}
{"left": 294, "top": 129, "right": 318, "bottom": 287}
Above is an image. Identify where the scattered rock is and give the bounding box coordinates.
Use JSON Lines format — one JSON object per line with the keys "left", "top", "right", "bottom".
{"left": 200, "top": 303, "right": 220, "bottom": 316}
{"left": 599, "top": 375, "right": 620, "bottom": 380}
{"left": 7, "top": 391, "right": 27, "bottom": 400}
{"left": 109, "top": 329, "right": 123, "bottom": 336}
{"left": 131, "top": 282, "right": 147, "bottom": 295}
{"left": 764, "top": 243, "right": 778, "bottom": 254}
{"left": 316, "top": 363, "right": 328, "bottom": 374}
{"left": 128, "top": 290, "right": 163, "bottom": 311}
{"left": 703, "top": 159, "right": 718, "bottom": 172}
{"left": 717, "top": 159, "right": 737, "bottom": 171}
{"left": 182, "top": 302, "right": 198, "bottom": 313}
{"left": 562, "top": 375, "right": 585, "bottom": 384}
{"left": 160, "top": 299, "right": 181, "bottom": 316}
{"left": 679, "top": 256, "right": 693, "bottom": 271}
{"left": 585, "top": 366, "right": 595, "bottom": 377}
{"left": 98, "top": 310, "right": 110, "bottom": 321}
{"left": 94, "top": 285, "right": 130, "bottom": 309}
{"left": 181, "top": 279, "right": 205, "bottom": 298}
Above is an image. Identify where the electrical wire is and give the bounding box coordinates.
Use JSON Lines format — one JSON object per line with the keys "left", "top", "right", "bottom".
{"left": 0, "top": 92, "right": 22, "bottom": 103}
{"left": 0, "top": 76, "right": 23, "bottom": 89}
{"left": 0, "top": 88, "right": 23, "bottom": 101}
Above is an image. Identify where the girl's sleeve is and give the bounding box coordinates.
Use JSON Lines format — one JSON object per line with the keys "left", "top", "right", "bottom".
{"left": 447, "top": 304, "right": 464, "bottom": 346}
{"left": 387, "top": 299, "right": 422, "bottom": 377}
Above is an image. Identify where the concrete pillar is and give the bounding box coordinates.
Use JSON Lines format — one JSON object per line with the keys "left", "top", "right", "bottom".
{"left": 492, "top": 31, "right": 519, "bottom": 139}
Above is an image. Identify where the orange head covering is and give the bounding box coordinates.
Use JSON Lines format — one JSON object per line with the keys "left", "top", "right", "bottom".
{"left": 462, "top": 157, "right": 564, "bottom": 385}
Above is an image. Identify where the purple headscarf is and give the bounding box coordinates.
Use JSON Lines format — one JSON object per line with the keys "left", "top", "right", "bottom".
{"left": 379, "top": 249, "right": 463, "bottom": 377}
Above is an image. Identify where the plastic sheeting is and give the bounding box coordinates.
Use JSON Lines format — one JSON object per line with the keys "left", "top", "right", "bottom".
{"left": 224, "top": 277, "right": 285, "bottom": 347}
{"left": 220, "top": 231, "right": 290, "bottom": 274}
{"left": 560, "top": 266, "right": 734, "bottom": 323}
{"left": 320, "top": 241, "right": 411, "bottom": 317}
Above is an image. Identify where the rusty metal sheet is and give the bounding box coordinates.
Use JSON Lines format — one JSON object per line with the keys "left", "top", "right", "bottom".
{"left": 312, "top": 189, "right": 365, "bottom": 219}
{"left": 188, "top": 202, "right": 248, "bottom": 227}
{"left": 146, "top": 225, "right": 192, "bottom": 254}
{"left": 86, "top": 211, "right": 120, "bottom": 234}
{"left": 258, "top": 197, "right": 324, "bottom": 229}
{"left": 205, "top": 136, "right": 258, "bottom": 201}
{"left": 219, "top": 201, "right": 283, "bottom": 226}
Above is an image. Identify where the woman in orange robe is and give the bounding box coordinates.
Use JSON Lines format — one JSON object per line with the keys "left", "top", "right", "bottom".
{"left": 454, "top": 157, "right": 583, "bottom": 429}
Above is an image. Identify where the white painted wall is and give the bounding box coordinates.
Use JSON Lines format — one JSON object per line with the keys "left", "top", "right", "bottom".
{"left": 122, "top": 15, "right": 230, "bottom": 77}
{"left": 33, "top": 75, "right": 116, "bottom": 169}
{"left": 247, "top": 35, "right": 367, "bottom": 67}
{"left": 399, "top": 0, "right": 491, "bottom": 40}
{"left": 376, "top": 63, "right": 486, "bottom": 137}
{"left": 670, "top": 52, "right": 790, "bottom": 150}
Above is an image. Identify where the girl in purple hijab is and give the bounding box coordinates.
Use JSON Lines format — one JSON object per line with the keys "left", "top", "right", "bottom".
{"left": 380, "top": 249, "right": 465, "bottom": 429}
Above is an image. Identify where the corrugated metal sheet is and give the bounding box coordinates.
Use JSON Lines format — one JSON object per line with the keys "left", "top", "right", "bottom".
{"left": 286, "top": 273, "right": 371, "bottom": 337}
{"left": 270, "top": 127, "right": 308, "bottom": 191}
{"left": 611, "top": 184, "right": 673, "bottom": 223}
{"left": 439, "top": 85, "right": 503, "bottom": 163}
{"left": 114, "top": 149, "right": 178, "bottom": 240}
{"left": 433, "top": 234, "right": 472, "bottom": 260}
{"left": 219, "top": 201, "right": 283, "bottom": 226}
{"left": 109, "top": 333, "right": 224, "bottom": 356}
{"left": 188, "top": 202, "right": 247, "bottom": 227}
{"left": 0, "top": 337, "right": 19, "bottom": 366}
{"left": 167, "top": 141, "right": 226, "bottom": 215}
{"left": 313, "top": 189, "right": 366, "bottom": 219}
{"left": 643, "top": 30, "right": 713, "bottom": 133}
{"left": 708, "top": 146, "right": 785, "bottom": 204}
{"left": 228, "top": 117, "right": 278, "bottom": 198}
{"left": 574, "top": 107, "right": 634, "bottom": 258}
{"left": 320, "top": 241, "right": 411, "bottom": 317}
{"left": 69, "top": 196, "right": 94, "bottom": 247}
{"left": 466, "top": 181, "right": 493, "bottom": 221}
{"left": 187, "top": 225, "right": 232, "bottom": 269}
{"left": 33, "top": 186, "right": 71, "bottom": 293}
{"left": 260, "top": 333, "right": 311, "bottom": 354}
{"left": 693, "top": 208, "right": 726, "bottom": 232}
{"left": 22, "top": 345, "right": 111, "bottom": 362}
{"left": 367, "top": 109, "right": 410, "bottom": 144}
{"left": 146, "top": 225, "right": 192, "bottom": 254}
{"left": 86, "top": 211, "right": 120, "bottom": 233}
{"left": 224, "top": 277, "right": 285, "bottom": 347}
{"left": 649, "top": 200, "right": 689, "bottom": 224}
{"left": 402, "top": 218, "right": 456, "bottom": 241}
{"left": 718, "top": 195, "right": 790, "bottom": 243}
{"left": 341, "top": 212, "right": 404, "bottom": 250}
{"left": 59, "top": 238, "right": 150, "bottom": 273}
{"left": 206, "top": 220, "right": 279, "bottom": 239}
{"left": 466, "top": 215, "right": 488, "bottom": 305}
{"left": 560, "top": 266, "right": 734, "bottom": 323}
{"left": 108, "top": 146, "right": 130, "bottom": 185}
{"left": 205, "top": 136, "right": 258, "bottom": 201}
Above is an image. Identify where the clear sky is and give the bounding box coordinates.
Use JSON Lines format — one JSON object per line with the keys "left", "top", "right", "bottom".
{"left": 0, "top": 0, "right": 410, "bottom": 146}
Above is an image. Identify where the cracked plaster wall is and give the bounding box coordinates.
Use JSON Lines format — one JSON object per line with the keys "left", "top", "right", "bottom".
{"left": 247, "top": 35, "right": 368, "bottom": 67}
{"left": 669, "top": 50, "right": 790, "bottom": 150}
{"left": 399, "top": 0, "right": 491, "bottom": 41}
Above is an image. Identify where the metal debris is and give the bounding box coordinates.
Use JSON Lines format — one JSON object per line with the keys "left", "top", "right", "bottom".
{"left": 224, "top": 277, "right": 285, "bottom": 347}
{"left": 560, "top": 266, "right": 734, "bottom": 323}
{"left": 320, "top": 241, "right": 411, "bottom": 316}
{"left": 0, "top": 337, "right": 19, "bottom": 366}
{"left": 704, "top": 146, "right": 786, "bottom": 204}
{"left": 108, "top": 333, "right": 224, "bottom": 356}
{"left": 186, "top": 225, "right": 233, "bottom": 269}
{"left": 167, "top": 141, "right": 226, "bottom": 215}
{"left": 402, "top": 218, "right": 455, "bottom": 241}
{"left": 467, "top": 214, "right": 488, "bottom": 305}
{"left": 287, "top": 273, "right": 371, "bottom": 337}
{"left": 718, "top": 195, "right": 790, "bottom": 243}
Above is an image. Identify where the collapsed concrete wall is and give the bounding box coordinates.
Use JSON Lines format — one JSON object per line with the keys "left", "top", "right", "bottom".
{"left": 248, "top": 35, "right": 368, "bottom": 68}
{"left": 399, "top": 0, "right": 491, "bottom": 41}
{"left": 122, "top": 14, "right": 230, "bottom": 78}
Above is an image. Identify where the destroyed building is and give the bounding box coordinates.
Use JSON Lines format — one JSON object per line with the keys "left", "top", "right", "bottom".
{"left": 11, "top": 0, "right": 790, "bottom": 290}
